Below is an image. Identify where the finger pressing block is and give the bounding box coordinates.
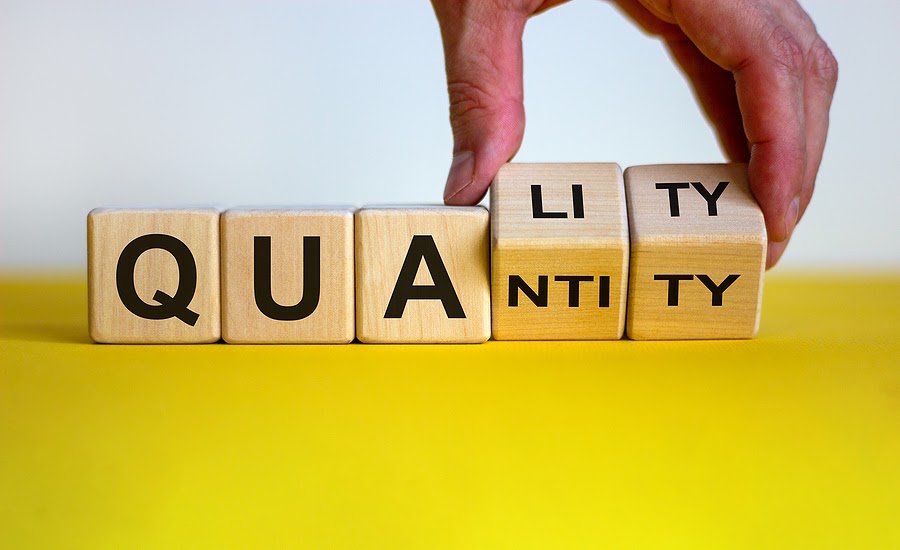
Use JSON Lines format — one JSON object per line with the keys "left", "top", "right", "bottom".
{"left": 490, "top": 163, "right": 629, "bottom": 340}
{"left": 87, "top": 208, "right": 221, "bottom": 343}
{"left": 354, "top": 206, "right": 491, "bottom": 343}
{"left": 624, "top": 164, "right": 766, "bottom": 340}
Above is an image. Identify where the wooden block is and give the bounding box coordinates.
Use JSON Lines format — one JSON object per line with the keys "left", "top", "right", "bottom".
{"left": 624, "top": 164, "right": 766, "bottom": 340}
{"left": 490, "top": 163, "right": 629, "bottom": 340}
{"left": 220, "top": 208, "right": 355, "bottom": 344}
{"left": 87, "top": 208, "right": 220, "bottom": 343}
{"left": 355, "top": 206, "right": 490, "bottom": 343}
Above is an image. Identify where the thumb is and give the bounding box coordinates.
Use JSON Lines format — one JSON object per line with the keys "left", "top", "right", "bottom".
{"left": 432, "top": 2, "right": 528, "bottom": 205}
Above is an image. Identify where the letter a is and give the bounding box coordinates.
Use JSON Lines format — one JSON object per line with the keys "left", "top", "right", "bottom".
{"left": 384, "top": 235, "right": 465, "bottom": 319}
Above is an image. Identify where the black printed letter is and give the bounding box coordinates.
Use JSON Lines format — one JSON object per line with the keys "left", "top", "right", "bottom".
{"left": 384, "top": 235, "right": 465, "bottom": 319}
{"left": 598, "top": 275, "right": 610, "bottom": 308}
{"left": 654, "top": 274, "right": 694, "bottom": 306}
{"left": 554, "top": 275, "right": 594, "bottom": 307}
{"left": 116, "top": 234, "right": 199, "bottom": 325}
{"left": 572, "top": 184, "right": 585, "bottom": 218}
{"left": 254, "top": 235, "right": 321, "bottom": 321}
{"left": 655, "top": 182, "right": 691, "bottom": 217}
{"left": 690, "top": 181, "right": 729, "bottom": 216}
{"left": 531, "top": 185, "right": 567, "bottom": 218}
{"left": 508, "top": 275, "right": 548, "bottom": 307}
{"left": 696, "top": 274, "right": 740, "bottom": 306}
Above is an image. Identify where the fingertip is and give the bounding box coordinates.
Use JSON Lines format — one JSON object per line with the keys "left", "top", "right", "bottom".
{"left": 766, "top": 238, "right": 789, "bottom": 270}
{"left": 761, "top": 194, "right": 800, "bottom": 245}
{"left": 784, "top": 196, "right": 800, "bottom": 238}
{"left": 443, "top": 178, "right": 488, "bottom": 206}
{"left": 443, "top": 150, "right": 475, "bottom": 203}
{"left": 443, "top": 150, "right": 492, "bottom": 205}
{"left": 442, "top": 105, "right": 523, "bottom": 206}
{"left": 748, "top": 143, "right": 805, "bottom": 243}
{"left": 443, "top": 184, "right": 487, "bottom": 206}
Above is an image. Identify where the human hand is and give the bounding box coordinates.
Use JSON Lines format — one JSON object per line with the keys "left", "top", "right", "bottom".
{"left": 431, "top": 0, "right": 837, "bottom": 268}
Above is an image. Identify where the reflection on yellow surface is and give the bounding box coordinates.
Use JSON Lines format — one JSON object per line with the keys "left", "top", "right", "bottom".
{"left": 1, "top": 273, "right": 899, "bottom": 548}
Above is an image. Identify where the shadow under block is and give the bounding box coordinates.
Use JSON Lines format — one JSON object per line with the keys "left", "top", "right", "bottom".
{"left": 624, "top": 164, "right": 766, "bottom": 340}
{"left": 355, "top": 206, "right": 491, "bottom": 343}
{"left": 220, "top": 208, "right": 355, "bottom": 344}
{"left": 87, "top": 208, "right": 221, "bottom": 343}
{"left": 490, "top": 163, "right": 629, "bottom": 340}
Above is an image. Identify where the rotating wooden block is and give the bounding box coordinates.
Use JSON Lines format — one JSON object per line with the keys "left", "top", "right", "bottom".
{"left": 87, "top": 208, "right": 220, "bottom": 343}
{"left": 491, "top": 163, "right": 629, "bottom": 340}
{"left": 220, "top": 208, "right": 355, "bottom": 344}
{"left": 624, "top": 164, "right": 766, "bottom": 340}
{"left": 355, "top": 206, "right": 490, "bottom": 343}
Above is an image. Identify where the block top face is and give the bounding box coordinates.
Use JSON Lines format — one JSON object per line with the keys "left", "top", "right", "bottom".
{"left": 624, "top": 163, "right": 766, "bottom": 244}
{"left": 223, "top": 206, "right": 355, "bottom": 215}
{"left": 222, "top": 207, "right": 354, "bottom": 220}
{"left": 87, "top": 208, "right": 221, "bottom": 231}
{"left": 357, "top": 205, "right": 488, "bottom": 219}
{"left": 491, "top": 163, "right": 627, "bottom": 248}
{"left": 89, "top": 207, "right": 219, "bottom": 217}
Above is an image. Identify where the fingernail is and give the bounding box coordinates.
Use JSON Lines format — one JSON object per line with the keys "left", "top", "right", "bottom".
{"left": 766, "top": 239, "right": 785, "bottom": 269}
{"left": 443, "top": 150, "right": 475, "bottom": 203}
{"left": 784, "top": 197, "right": 800, "bottom": 237}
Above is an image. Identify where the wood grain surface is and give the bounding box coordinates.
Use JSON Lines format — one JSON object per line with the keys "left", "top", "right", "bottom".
{"left": 220, "top": 208, "right": 355, "bottom": 344}
{"left": 355, "top": 206, "right": 490, "bottom": 343}
{"left": 624, "top": 164, "right": 766, "bottom": 339}
{"left": 491, "top": 163, "right": 629, "bottom": 340}
{"left": 87, "top": 208, "right": 220, "bottom": 343}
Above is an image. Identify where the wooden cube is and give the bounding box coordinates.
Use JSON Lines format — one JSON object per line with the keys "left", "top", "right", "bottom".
{"left": 87, "top": 208, "right": 221, "bottom": 343}
{"left": 624, "top": 164, "right": 766, "bottom": 340}
{"left": 490, "top": 163, "right": 629, "bottom": 340}
{"left": 355, "top": 206, "right": 490, "bottom": 343}
{"left": 220, "top": 208, "right": 355, "bottom": 344}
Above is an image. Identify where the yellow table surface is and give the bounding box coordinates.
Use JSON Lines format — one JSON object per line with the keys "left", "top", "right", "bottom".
{"left": 1, "top": 273, "right": 898, "bottom": 548}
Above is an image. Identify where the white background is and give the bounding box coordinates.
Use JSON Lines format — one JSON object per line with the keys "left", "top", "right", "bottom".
{"left": 1, "top": 1, "right": 897, "bottom": 269}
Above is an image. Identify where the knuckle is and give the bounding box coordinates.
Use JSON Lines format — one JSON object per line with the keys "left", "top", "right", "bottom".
{"left": 809, "top": 37, "right": 839, "bottom": 86}
{"left": 766, "top": 25, "right": 806, "bottom": 76}
{"left": 445, "top": 78, "right": 524, "bottom": 144}
{"left": 447, "top": 79, "right": 495, "bottom": 122}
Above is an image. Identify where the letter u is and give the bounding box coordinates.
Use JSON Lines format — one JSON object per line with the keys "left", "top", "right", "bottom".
{"left": 253, "top": 235, "right": 321, "bottom": 321}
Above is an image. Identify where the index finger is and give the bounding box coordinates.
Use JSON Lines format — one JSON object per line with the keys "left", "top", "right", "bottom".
{"left": 640, "top": 0, "right": 809, "bottom": 245}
